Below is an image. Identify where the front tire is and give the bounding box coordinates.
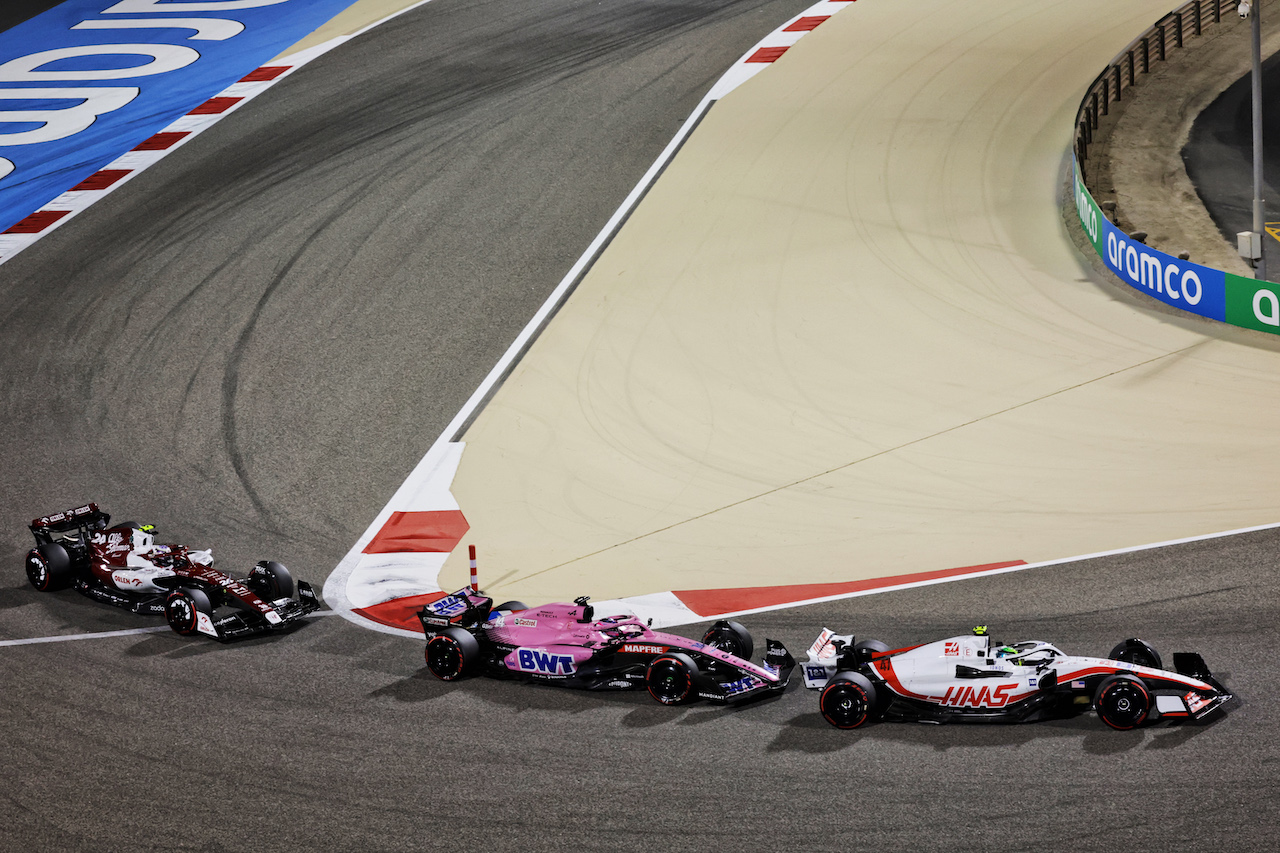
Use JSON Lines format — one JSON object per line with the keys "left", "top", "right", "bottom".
{"left": 1108, "top": 638, "right": 1162, "bottom": 670}
{"left": 250, "top": 560, "right": 294, "bottom": 600}
{"left": 702, "top": 619, "right": 753, "bottom": 660}
{"left": 820, "top": 671, "right": 879, "bottom": 729}
{"left": 166, "top": 588, "right": 213, "bottom": 636}
{"left": 425, "top": 627, "right": 480, "bottom": 681}
{"left": 646, "top": 653, "right": 699, "bottom": 705}
{"left": 1095, "top": 673, "right": 1152, "bottom": 730}
{"left": 26, "top": 543, "right": 72, "bottom": 591}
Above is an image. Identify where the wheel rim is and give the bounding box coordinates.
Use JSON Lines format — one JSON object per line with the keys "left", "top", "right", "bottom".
{"left": 1099, "top": 680, "right": 1149, "bottom": 729}
{"left": 167, "top": 595, "right": 196, "bottom": 634}
{"left": 427, "top": 637, "right": 464, "bottom": 680}
{"left": 822, "top": 681, "right": 869, "bottom": 729}
{"left": 26, "top": 555, "right": 48, "bottom": 589}
{"left": 648, "top": 659, "right": 691, "bottom": 704}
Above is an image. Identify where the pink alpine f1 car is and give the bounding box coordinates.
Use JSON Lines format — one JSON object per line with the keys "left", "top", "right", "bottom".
{"left": 418, "top": 587, "right": 795, "bottom": 705}
{"left": 25, "top": 502, "right": 320, "bottom": 640}
{"left": 803, "top": 626, "right": 1234, "bottom": 730}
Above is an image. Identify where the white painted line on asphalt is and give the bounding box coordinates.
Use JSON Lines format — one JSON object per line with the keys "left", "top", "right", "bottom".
{"left": 637, "top": 518, "right": 1280, "bottom": 626}
{"left": 0, "top": 609, "right": 340, "bottom": 648}
{"left": 0, "top": 626, "right": 170, "bottom": 647}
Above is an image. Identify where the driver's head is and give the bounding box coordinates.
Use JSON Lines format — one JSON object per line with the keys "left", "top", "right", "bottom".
{"left": 130, "top": 526, "right": 155, "bottom": 552}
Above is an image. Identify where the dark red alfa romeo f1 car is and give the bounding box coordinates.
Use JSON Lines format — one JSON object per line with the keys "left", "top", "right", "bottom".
{"left": 25, "top": 502, "right": 319, "bottom": 640}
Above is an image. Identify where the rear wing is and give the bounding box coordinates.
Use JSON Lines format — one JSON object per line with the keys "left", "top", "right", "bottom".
{"left": 418, "top": 587, "right": 494, "bottom": 631}
{"left": 30, "top": 503, "right": 110, "bottom": 542}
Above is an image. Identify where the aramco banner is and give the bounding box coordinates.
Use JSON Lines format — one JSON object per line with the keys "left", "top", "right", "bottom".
{"left": 0, "top": 0, "right": 358, "bottom": 234}
{"left": 1072, "top": 160, "right": 1280, "bottom": 335}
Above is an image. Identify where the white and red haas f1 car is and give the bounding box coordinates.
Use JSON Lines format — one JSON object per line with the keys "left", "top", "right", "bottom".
{"left": 803, "top": 627, "right": 1233, "bottom": 731}
{"left": 25, "top": 503, "right": 320, "bottom": 640}
{"left": 418, "top": 586, "right": 795, "bottom": 706}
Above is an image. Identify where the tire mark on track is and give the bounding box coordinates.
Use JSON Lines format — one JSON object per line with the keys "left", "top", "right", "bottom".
{"left": 219, "top": 175, "right": 382, "bottom": 530}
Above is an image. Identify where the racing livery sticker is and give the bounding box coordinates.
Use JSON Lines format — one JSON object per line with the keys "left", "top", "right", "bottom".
{"left": 621, "top": 643, "right": 666, "bottom": 655}
{"left": 515, "top": 648, "right": 576, "bottom": 675}
{"left": 940, "top": 684, "right": 1020, "bottom": 708}
{"left": 721, "top": 675, "right": 762, "bottom": 696}
{"left": 0, "top": 0, "right": 361, "bottom": 233}
{"left": 431, "top": 594, "right": 467, "bottom": 616}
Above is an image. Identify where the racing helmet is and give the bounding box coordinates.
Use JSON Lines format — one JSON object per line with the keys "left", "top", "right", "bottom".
{"left": 130, "top": 526, "right": 156, "bottom": 553}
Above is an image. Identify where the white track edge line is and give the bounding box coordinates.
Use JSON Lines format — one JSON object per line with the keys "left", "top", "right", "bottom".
{"left": 321, "top": 99, "right": 721, "bottom": 627}
{"left": 1, "top": 609, "right": 340, "bottom": 648}
{"left": 666, "top": 518, "right": 1280, "bottom": 624}
{"left": 325, "top": 0, "right": 858, "bottom": 630}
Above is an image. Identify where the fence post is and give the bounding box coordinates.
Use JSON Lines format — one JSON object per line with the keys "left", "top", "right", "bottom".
{"left": 1175, "top": 11, "right": 1183, "bottom": 47}
{"left": 1214, "top": 0, "right": 1221, "bottom": 24}
{"left": 1091, "top": 91, "right": 1100, "bottom": 128}
{"left": 1102, "top": 74, "right": 1110, "bottom": 114}
{"left": 1194, "top": 1, "right": 1201, "bottom": 36}
{"left": 1142, "top": 36, "right": 1150, "bottom": 73}
{"left": 1128, "top": 49, "right": 1136, "bottom": 86}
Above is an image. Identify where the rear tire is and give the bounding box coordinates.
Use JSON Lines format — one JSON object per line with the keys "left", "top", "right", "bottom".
{"left": 166, "top": 588, "right": 213, "bottom": 636}
{"left": 820, "top": 671, "right": 879, "bottom": 729}
{"left": 250, "top": 561, "right": 294, "bottom": 600}
{"left": 26, "top": 543, "right": 72, "bottom": 591}
{"left": 493, "top": 600, "right": 528, "bottom": 613}
{"left": 702, "top": 619, "right": 754, "bottom": 660}
{"left": 1094, "top": 673, "right": 1152, "bottom": 730}
{"left": 425, "top": 627, "right": 480, "bottom": 681}
{"left": 854, "top": 639, "right": 890, "bottom": 663}
{"left": 646, "top": 653, "right": 699, "bottom": 705}
{"left": 1108, "top": 638, "right": 1162, "bottom": 671}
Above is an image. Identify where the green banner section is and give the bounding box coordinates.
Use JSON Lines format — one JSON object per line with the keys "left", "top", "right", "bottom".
{"left": 1225, "top": 274, "right": 1280, "bottom": 334}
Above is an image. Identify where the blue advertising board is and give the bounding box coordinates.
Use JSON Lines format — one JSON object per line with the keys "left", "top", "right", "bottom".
{"left": 1073, "top": 158, "right": 1280, "bottom": 335}
{"left": 0, "top": 0, "right": 359, "bottom": 233}
{"left": 1072, "top": 160, "right": 1226, "bottom": 322}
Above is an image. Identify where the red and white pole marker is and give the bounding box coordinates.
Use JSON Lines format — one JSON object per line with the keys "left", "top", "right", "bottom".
{"left": 469, "top": 545, "right": 479, "bottom": 592}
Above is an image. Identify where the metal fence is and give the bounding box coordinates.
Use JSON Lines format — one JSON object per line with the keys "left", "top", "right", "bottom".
{"left": 1074, "top": 0, "right": 1241, "bottom": 183}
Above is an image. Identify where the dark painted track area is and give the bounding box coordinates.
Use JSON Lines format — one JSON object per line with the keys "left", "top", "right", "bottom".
{"left": 3, "top": 526, "right": 1275, "bottom": 850}
{"left": 0, "top": 1, "right": 63, "bottom": 33}
{"left": 1184, "top": 52, "right": 1280, "bottom": 264}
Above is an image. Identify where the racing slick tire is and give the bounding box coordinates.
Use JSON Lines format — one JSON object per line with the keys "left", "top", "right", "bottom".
{"left": 250, "top": 561, "right": 294, "bottom": 600}
{"left": 702, "top": 620, "right": 753, "bottom": 660}
{"left": 166, "top": 588, "right": 213, "bottom": 637}
{"left": 820, "top": 672, "right": 880, "bottom": 729}
{"left": 26, "top": 543, "right": 72, "bottom": 591}
{"left": 646, "top": 652, "right": 700, "bottom": 706}
{"left": 493, "top": 601, "right": 529, "bottom": 613}
{"left": 1094, "top": 673, "right": 1152, "bottom": 731}
{"left": 425, "top": 627, "right": 480, "bottom": 681}
{"left": 1108, "top": 638, "right": 1162, "bottom": 671}
{"left": 853, "top": 639, "right": 890, "bottom": 663}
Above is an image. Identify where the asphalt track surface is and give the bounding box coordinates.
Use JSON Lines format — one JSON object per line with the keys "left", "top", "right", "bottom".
{"left": 4, "top": 527, "right": 1276, "bottom": 851}
{"left": 0, "top": 1, "right": 62, "bottom": 33}
{"left": 2, "top": 2, "right": 1277, "bottom": 850}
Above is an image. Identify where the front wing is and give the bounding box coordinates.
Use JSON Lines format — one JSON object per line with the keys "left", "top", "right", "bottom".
{"left": 197, "top": 581, "right": 321, "bottom": 641}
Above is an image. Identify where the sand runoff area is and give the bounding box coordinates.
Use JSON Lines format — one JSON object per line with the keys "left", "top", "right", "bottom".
{"left": 423, "top": 0, "right": 1280, "bottom": 604}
